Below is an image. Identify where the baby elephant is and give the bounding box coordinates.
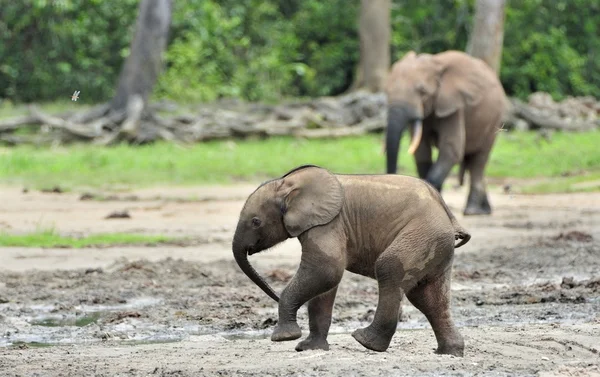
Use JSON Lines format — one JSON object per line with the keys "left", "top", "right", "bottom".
{"left": 232, "top": 165, "right": 470, "bottom": 356}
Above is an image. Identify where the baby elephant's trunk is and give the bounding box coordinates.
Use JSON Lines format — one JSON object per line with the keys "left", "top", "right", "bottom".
{"left": 232, "top": 233, "right": 280, "bottom": 302}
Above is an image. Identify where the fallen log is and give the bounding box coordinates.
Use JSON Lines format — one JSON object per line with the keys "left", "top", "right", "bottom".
{"left": 511, "top": 98, "right": 598, "bottom": 132}
{"left": 29, "top": 106, "right": 100, "bottom": 138}
{"left": 0, "top": 115, "right": 40, "bottom": 132}
{"left": 0, "top": 90, "right": 598, "bottom": 146}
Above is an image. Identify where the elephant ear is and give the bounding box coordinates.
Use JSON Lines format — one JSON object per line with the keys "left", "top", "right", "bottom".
{"left": 277, "top": 166, "right": 344, "bottom": 237}
{"left": 433, "top": 53, "right": 490, "bottom": 118}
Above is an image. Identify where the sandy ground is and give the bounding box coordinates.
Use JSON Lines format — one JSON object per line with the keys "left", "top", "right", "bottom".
{"left": 0, "top": 182, "right": 599, "bottom": 376}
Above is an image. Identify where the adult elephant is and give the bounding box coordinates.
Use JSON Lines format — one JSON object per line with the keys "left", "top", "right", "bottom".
{"left": 385, "top": 50, "right": 506, "bottom": 216}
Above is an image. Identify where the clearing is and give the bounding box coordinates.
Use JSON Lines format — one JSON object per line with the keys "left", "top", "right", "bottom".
{"left": 0, "top": 182, "right": 599, "bottom": 376}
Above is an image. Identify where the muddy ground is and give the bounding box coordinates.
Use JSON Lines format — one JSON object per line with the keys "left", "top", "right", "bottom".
{"left": 0, "top": 182, "right": 599, "bottom": 376}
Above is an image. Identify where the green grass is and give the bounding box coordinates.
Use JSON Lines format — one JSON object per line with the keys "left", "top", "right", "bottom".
{"left": 1, "top": 98, "right": 599, "bottom": 192}
{"left": 1, "top": 131, "right": 599, "bottom": 191}
{"left": 0, "top": 229, "right": 175, "bottom": 248}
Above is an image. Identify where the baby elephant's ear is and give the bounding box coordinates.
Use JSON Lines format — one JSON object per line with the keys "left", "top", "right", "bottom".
{"left": 277, "top": 166, "right": 344, "bottom": 237}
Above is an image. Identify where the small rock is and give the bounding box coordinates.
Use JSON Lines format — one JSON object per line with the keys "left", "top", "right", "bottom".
{"left": 80, "top": 192, "right": 95, "bottom": 201}
{"left": 41, "top": 186, "right": 63, "bottom": 194}
{"left": 553, "top": 231, "right": 593, "bottom": 242}
{"left": 105, "top": 210, "right": 131, "bottom": 219}
{"left": 541, "top": 356, "right": 550, "bottom": 361}
{"left": 514, "top": 119, "right": 530, "bottom": 131}
{"left": 561, "top": 277, "right": 576, "bottom": 289}
{"left": 360, "top": 309, "right": 375, "bottom": 321}
{"left": 260, "top": 317, "right": 277, "bottom": 329}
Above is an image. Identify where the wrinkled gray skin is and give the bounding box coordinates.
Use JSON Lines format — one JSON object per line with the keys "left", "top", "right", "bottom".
{"left": 232, "top": 165, "right": 470, "bottom": 356}
{"left": 385, "top": 50, "right": 507, "bottom": 216}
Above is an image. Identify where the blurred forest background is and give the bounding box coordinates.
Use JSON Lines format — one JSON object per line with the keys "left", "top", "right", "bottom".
{"left": 1, "top": 0, "right": 598, "bottom": 104}
{"left": 0, "top": 0, "right": 599, "bottom": 193}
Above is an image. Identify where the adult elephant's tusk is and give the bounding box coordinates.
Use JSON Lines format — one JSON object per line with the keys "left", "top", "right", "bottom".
{"left": 407, "top": 120, "right": 423, "bottom": 155}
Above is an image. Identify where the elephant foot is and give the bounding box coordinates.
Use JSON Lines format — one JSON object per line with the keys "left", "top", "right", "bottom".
{"left": 435, "top": 336, "right": 465, "bottom": 357}
{"left": 464, "top": 190, "right": 492, "bottom": 216}
{"left": 295, "top": 336, "right": 329, "bottom": 352}
{"left": 463, "top": 205, "right": 491, "bottom": 216}
{"left": 271, "top": 322, "right": 302, "bottom": 342}
{"left": 352, "top": 326, "right": 392, "bottom": 352}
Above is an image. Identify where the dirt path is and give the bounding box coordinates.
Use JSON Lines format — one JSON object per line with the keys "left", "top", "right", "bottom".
{"left": 1, "top": 184, "right": 599, "bottom": 376}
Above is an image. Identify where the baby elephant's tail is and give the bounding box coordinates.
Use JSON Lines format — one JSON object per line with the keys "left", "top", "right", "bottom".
{"left": 424, "top": 182, "right": 471, "bottom": 248}
{"left": 452, "top": 220, "right": 471, "bottom": 248}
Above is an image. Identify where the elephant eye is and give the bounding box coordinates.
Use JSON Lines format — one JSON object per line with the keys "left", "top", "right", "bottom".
{"left": 251, "top": 217, "right": 262, "bottom": 228}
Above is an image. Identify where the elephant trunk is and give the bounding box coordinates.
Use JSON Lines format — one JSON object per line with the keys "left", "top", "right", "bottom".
{"left": 232, "top": 237, "right": 280, "bottom": 303}
{"left": 386, "top": 106, "right": 423, "bottom": 174}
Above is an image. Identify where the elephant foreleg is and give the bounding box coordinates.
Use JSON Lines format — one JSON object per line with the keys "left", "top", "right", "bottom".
{"left": 295, "top": 286, "right": 339, "bottom": 351}
{"left": 426, "top": 113, "right": 464, "bottom": 192}
{"left": 464, "top": 149, "right": 492, "bottom": 215}
{"left": 272, "top": 254, "right": 344, "bottom": 343}
{"left": 413, "top": 139, "right": 432, "bottom": 179}
{"left": 425, "top": 157, "right": 456, "bottom": 192}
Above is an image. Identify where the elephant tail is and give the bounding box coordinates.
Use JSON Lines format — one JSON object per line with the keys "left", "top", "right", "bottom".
{"left": 424, "top": 181, "right": 471, "bottom": 248}
{"left": 452, "top": 221, "right": 471, "bottom": 248}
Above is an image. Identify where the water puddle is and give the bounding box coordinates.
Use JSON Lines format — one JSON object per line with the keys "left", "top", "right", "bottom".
{"left": 8, "top": 341, "right": 54, "bottom": 349}
{"left": 220, "top": 329, "right": 271, "bottom": 340}
{"left": 2, "top": 296, "right": 597, "bottom": 349}
{"left": 0, "top": 297, "right": 164, "bottom": 348}
{"left": 30, "top": 312, "right": 102, "bottom": 327}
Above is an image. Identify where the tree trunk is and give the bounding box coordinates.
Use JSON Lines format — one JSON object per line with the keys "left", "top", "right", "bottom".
{"left": 110, "top": 0, "right": 172, "bottom": 114}
{"left": 351, "top": 0, "right": 391, "bottom": 92}
{"left": 466, "top": 0, "right": 505, "bottom": 75}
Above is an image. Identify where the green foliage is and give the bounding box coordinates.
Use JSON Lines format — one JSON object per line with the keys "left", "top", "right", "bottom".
{"left": 285, "top": 0, "right": 359, "bottom": 96}
{"left": 1, "top": 0, "right": 599, "bottom": 103}
{"left": 0, "top": 0, "right": 139, "bottom": 103}
{"left": 154, "top": 0, "right": 309, "bottom": 102}
{"left": 390, "top": 0, "right": 472, "bottom": 59}
{"left": 501, "top": 0, "right": 600, "bottom": 99}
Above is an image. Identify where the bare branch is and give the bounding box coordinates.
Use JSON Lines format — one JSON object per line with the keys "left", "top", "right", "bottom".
{"left": 29, "top": 106, "right": 99, "bottom": 138}
{"left": 0, "top": 115, "right": 40, "bottom": 132}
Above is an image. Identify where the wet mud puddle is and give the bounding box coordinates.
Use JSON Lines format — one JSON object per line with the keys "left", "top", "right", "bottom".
{"left": 3, "top": 292, "right": 598, "bottom": 349}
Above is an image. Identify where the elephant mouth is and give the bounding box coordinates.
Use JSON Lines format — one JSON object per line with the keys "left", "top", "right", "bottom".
{"left": 246, "top": 240, "right": 261, "bottom": 255}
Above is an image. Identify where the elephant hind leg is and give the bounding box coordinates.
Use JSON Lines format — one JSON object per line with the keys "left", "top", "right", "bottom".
{"left": 406, "top": 255, "right": 464, "bottom": 357}
{"left": 463, "top": 149, "right": 493, "bottom": 216}
{"left": 351, "top": 251, "right": 405, "bottom": 352}
{"left": 351, "top": 235, "right": 426, "bottom": 352}
{"left": 426, "top": 112, "right": 465, "bottom": 192}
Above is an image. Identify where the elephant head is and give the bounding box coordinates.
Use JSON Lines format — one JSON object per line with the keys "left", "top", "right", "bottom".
{"left": 384, "top": 51, "right": 488, "bottom": 173}
{"left": 232, "top": 165, "right": 344, "bottom": 302}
